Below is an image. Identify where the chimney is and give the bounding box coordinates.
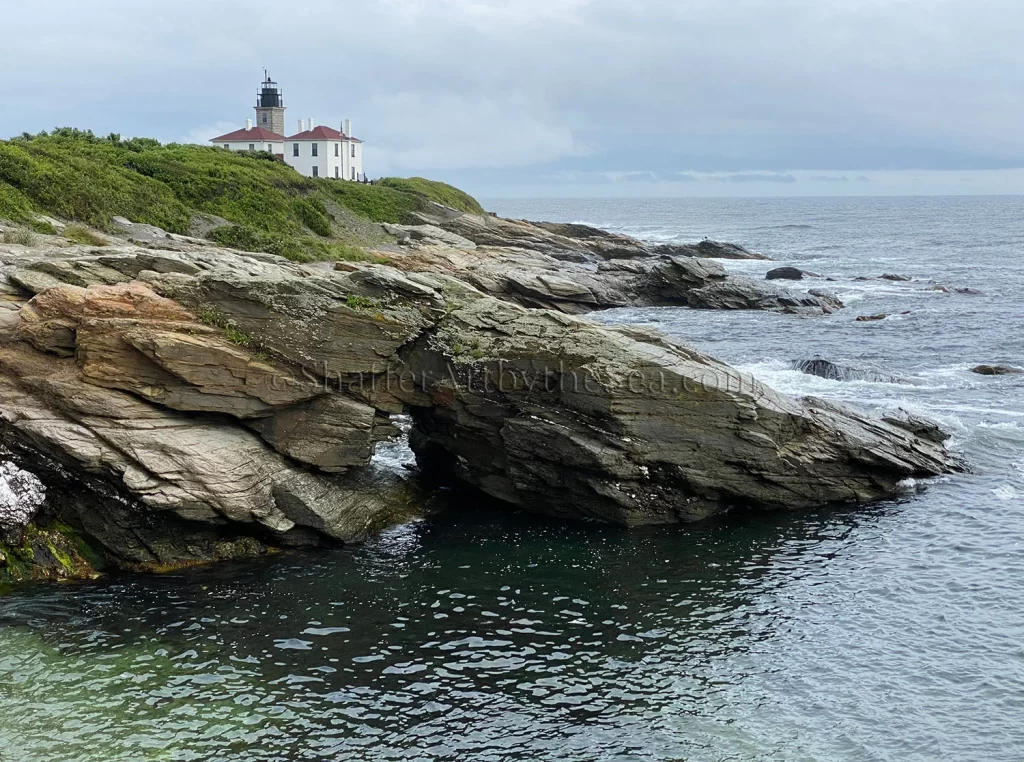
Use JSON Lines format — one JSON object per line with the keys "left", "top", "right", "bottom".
{"left": 297, "top": 119, "right": 305, "bottom": 133}
{"left": 245, "top": 118, "right": 252, "bottom": 130}
{"left": 309, "top": 117, "right": 315, "bottom": 129}
{"left": 343, "top": 119, "right": 352, "bottom": 137}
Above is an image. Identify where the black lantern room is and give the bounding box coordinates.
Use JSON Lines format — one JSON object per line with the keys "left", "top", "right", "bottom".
{"left": 257, "top": 73, "right": 284, "bottom": 109}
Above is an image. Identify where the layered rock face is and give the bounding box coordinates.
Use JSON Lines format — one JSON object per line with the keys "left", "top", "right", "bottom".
{"left": 399, "top": 298, "right": 959, "bottom": 524}
{"left": 0, "top": 248, "right": 421, "bottom": 570}
{"left": 380, "top": 210, "right": 842, "bottom": 315}
{"left": 403, "top": 211, "right": 770, "bottom": 262}
{"left": 0, "top": 238, "right": 963, "bottom": 571}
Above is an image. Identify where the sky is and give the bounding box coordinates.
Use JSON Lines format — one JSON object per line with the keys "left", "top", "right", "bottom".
{"left": 2, "top": 0, "right": 1022, "bottom": 198}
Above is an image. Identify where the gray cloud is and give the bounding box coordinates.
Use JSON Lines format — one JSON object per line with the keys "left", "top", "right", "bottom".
{"left": 2, "top": 0, "right": 1022, "bottom": 196}
{"left": 723, "top": 173, "right": 797, "bottom": 184}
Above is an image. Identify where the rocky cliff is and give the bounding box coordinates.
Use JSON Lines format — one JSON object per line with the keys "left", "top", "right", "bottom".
{"left": 379, "top": 209, "right": 842, "bottom": 315}
{"left": 0, "top": 225, "right": 963, "bottom": 579}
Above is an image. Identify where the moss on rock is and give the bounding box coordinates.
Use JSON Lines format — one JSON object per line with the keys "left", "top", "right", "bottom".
{"left": 0, "top": 522, "right": 101, "bottom": 588}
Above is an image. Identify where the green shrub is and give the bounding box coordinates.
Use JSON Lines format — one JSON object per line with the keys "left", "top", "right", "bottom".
{"left": 0, "top": 137, "right": 191, "bottom": 232}
{"left": 314, "top": 241, "right": 369, "bottom": 262}
{"left": 0, "top": 181, "right": 34, "bottom": 222}
{"left": 28, "top": 218, "right": 56, "bottom": 235}
{"left": 2, "top": 229, "right": 32, "bottom": 245}
{"left": 318, "top": 180, "right": 427, "bottom": 224}
{"left": 195, "top": 305, "right": 224, "bottom": 327}
{"left": 223, "top": 324, "right": 254, "bottom": 347}
{"left": 345, "top": 293, "right": 378, "bottom": 310}
{"left": 377, "top": 177, "right": 485, "bottom": 215}
{"left": 295, "top": 198, "right": 333, "bottom": 236}
{"left": 207, "top": 224, "right": 268, "bottom": 252}
{"left": 194, "top": 304, "right": 267, "bottom": 359}
{"left": 293, "top": 239, "right": 380, "bottom": 264}
{"left": 2, "top": 228, "right": 36, "bottom": 246}
{"left": 63, "top": 223, "right": 107, "bottom": 246}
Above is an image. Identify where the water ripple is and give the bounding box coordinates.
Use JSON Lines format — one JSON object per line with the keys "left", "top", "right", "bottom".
{"left": 3, "top": 196, "right": 1024, "bottom": 761}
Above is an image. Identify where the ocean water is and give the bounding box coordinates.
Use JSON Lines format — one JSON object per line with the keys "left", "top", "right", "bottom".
{"left": 2, "top": 196, "right": 1023, "bottom": 761}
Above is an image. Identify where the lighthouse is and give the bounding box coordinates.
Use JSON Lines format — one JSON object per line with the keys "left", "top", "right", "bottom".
{"left": 211, "top": 73, "right": 365, "bottom": 181}
{"left": 254, "top": 72, "right": 286, "bottom": 135}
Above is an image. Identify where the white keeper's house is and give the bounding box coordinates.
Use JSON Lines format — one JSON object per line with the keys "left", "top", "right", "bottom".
{"left": 211, "top": 74, "right": 365, "bottom": 181}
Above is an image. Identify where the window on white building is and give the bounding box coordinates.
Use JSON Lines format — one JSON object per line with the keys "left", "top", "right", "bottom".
{"left": 334, "top": 143, "right": 339, "bottom": 157}
{"left": 351, "top": 167, "right": 356, "bottom": 180}
{"left": 312, "top": 166, "right": 319, "bottom": 177}
{"left": 224, "top": 144, "right": 229, "bottom": 149}
{"left": 261, "top": 114, "right": 268, "bottom": 124}
{"left": 293, "top": 143, "right": 299, "bottom": 157}
{"left": 335, "top": 167, "right": 340, "bottom": 178}
{"left": 351, "top": 143, "right": 356, "bottom": 158}
{"left": 249, "top": 144, "right": 255, "bottom": 150}
{"left": 312, "top": 143, "right": 318, "bottom": 157}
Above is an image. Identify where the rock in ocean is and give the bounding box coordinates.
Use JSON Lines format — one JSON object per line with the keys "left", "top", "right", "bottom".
{"left": 0, "top": 237, "right": 965, "bottom": 575}
{"left": 766, "top": 266, "right": 806, "bottom": 281}
{"left": 382, "top": 209, "right": 841, "bottom": 315}
{"left": 971, "top": 364, "right": 1023, "bottom": 376}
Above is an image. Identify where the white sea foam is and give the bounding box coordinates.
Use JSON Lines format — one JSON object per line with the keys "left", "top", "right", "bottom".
{"left": 738, "top": 360, "right": 922, "bottom": 396}
{"left": 945, "top": 405, "right": 1024, "bottom": 419}
{"left": 833, "top": 291, "right": 868, "bottom": 305}
{"left": 992, "top": 484, "right": 1019, "bottom": 500}
{"left": 372, "top": 415, "right": 416, "bottom": 473}
{"left": 974, "top": 421, "right": 1024, "bottom": 430}
{"left": 896, "top": 478, "right": 920, "bottom": 493}
{"left": 0, "top": 461, "right": 46, "bottom": 538}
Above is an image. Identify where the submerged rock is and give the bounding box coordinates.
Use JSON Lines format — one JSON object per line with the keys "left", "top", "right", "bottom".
{"left": 971, "top": 364, "right": 1024, "bottom": 376}
{"left": 792, "top": 358, "right": 904, "bottom": 384}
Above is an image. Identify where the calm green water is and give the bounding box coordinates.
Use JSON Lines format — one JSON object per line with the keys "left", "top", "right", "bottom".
{"left": 2, "top": 196, "right": 1023, "bottom": 761}
{"left": 8, "top": 502, "right": 1015, "bottom": 762}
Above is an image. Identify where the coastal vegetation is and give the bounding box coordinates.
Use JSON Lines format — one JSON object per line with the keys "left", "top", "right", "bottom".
{"left": 376, "top": 176, "right": 485, "bottom": 215}
{"left": 62, "top": 223, "right": 108, "bottom": 247}
{"left": 1, "top": 228, "right": 36, "bottom": 246}
{"left": 0, "top": 128, "right": 484, "bottom": 262}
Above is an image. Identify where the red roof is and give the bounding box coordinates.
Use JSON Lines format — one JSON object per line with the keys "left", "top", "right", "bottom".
{"left": 286, "top": 125, "right": 362, "bottom": 142}
{"left": 210, "top": 126, "right": 286, "bottom": 142}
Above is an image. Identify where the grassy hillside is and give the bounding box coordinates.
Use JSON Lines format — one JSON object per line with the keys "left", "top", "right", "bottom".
{"left": 377, "top": 177, "right": 485, "bottom": 215}
{"left": 0, "top": 128, "right": 485, "bottom": 262}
